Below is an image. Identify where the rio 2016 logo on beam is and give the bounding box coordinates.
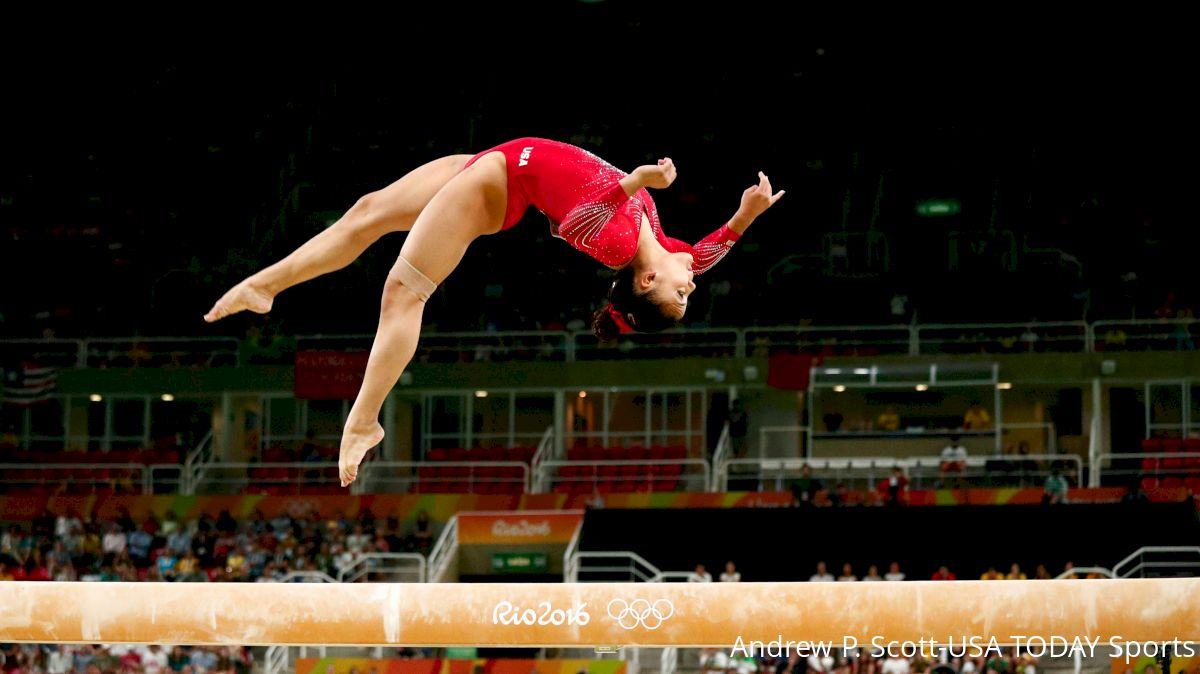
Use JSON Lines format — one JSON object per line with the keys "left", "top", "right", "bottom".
{"left": 491, "top": 601, "right": 591, "bottom": 626}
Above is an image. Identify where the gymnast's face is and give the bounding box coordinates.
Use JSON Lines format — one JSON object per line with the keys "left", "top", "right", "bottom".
{"left": 639, "top": 252, "right": 696, "bottom": 319}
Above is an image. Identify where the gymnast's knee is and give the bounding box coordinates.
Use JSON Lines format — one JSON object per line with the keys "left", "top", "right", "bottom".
{"left": 384, "top": 256, "right": 436, "bottom": 306}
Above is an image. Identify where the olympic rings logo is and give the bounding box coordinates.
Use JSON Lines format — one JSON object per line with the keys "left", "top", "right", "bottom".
{"left": 606, "top": 598, "right": 675, "bottom": 630}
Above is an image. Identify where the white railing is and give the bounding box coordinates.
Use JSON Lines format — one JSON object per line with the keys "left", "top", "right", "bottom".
{"left": 709, "top": 424, "right": 731, "bottom": 492}
{"left": 534, "top": 459, "right": 712, "bottom": 494}
{"left": 263, "top": 645, "right": 289, "bottom": 674}
{"left": 336, "top": 552, "right": 426, "bottom": 583}
{"left": 1091, "top": 319, "right": 1200, "bottom": 352}
{"left": 1097, "top": 453, "right": 1200, "bottom": 485}
{"left": 182, "top": 428, "right": 215, "bottom": 495}
{"left": 1112, "top": 546, "right": 1200, "bottom": 578}
{"left": 660, "top": 648, "right": 678, "bottom": 674}
{"left": 186, "top": 460, "right": 530, "bottom": 494}
{"left": 1056, "top": 566, "right": 1114, "bottom": 579}
{"left": 427, "top": 515, "right": 459, "bottom": 583}
{"left": 10, "top": 318, "right": 1194, "bottom": 370}
{"left": 745, "top": 325, "right": 914, "bottom": 356}
{"left": 568, "top": 551, "right": 664, "bottom": 583}
{"left": 722, "top": 454, "right": 1082, "bottom": 491}
{"left": 563, "top": 520, "right": 585, "bottom": 582}
{"left": 0, "top": 463, "right": 154, "bottom": 494}
{"left": 530, "top": 426, "right": 557, "bottom": 478}
{"left": 915, "top": 322, "right": 1090, "bottom": 355}
{"left": 298, "top": 331, "right": 573, "bottom": 362}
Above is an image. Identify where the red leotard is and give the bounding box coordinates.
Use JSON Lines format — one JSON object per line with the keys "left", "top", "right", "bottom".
{"left": 462, "top": 138, "right": 740, "bottom": 274}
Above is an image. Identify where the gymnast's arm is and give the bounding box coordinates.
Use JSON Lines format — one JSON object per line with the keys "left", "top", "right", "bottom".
{"left": 690, "top": 170, "right": 786, "bottom": 274}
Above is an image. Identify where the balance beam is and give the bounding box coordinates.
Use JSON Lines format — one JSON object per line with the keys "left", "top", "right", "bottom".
{"left": 2, "top": 579, "right": 1198, "bottom": 646}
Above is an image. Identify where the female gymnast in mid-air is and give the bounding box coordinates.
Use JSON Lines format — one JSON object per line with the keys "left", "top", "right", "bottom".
{"left": 204, "top": 138, "right": 784, "bottom": 486}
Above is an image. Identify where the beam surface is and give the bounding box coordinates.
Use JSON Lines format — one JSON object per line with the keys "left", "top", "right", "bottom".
{"left": 1, "top": 580, "right": 1198, "bottom": 646}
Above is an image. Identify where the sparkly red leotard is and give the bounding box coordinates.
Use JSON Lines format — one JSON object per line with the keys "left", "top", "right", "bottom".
{"left": 463, "top": 138, "right": 740, "bottom": 274}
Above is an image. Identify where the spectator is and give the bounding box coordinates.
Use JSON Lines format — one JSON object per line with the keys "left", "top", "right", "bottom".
{"left": 167, "top": 524, "right": 193, "bottom": 557}
{"left": 1034, "top": 564, "right": 1052, "bottom": 580}
{"left": 876, "top": 406, "right": 900, "bottom": 431}
{"left": 884, "top": 466, "right": 908, "bottom": 505}
{"left": 1122, "top": 480, "right": 1150, "bottom": 504}
{"left": 101, "top": 522, "right": 127, "bottom": 558}
{"left": 1006, "top": 563, "right": 1027, "bottom": 580}
{"left": 143, "top": 645, "right": 169, "bottom": 674}
{"left": 881, "top": 655, "right": 910, "bottom": 674}
{"left": 837, "top": 563, "right": 857, "bottom": 582}
{"left": 963, "top": 402, "right": 991, "bottom": 430}
{"left": 789, "top": 464, "right": 824, "bottom": 506}
{"left": 1042, "top": 468, "right": 1069, "bottom": 504}
{"left": 346, "top": 524, "right": 370, "bottom": 554}
{"left": 687, "top": 563, "right": 713, "bottom": 583}
{"left": 862, "top": 564, "right": 883, "bottom": 582}
{"left": 884, "top": 562, "right": 906, "bottom": 581}
{"left": 0, "top": 562, "right": 12, "bottom": 581}
{"left": 407, "top": 510, "right": 434, "bottom": 553}
{"left": 128, "top": 522, "right": 155, "bottom": 568}
{"left": 939, "top": 435, "right": 968, "bottom": 483}
{"left": 809, "top": 561, "right": 834, "bottom": 582}
{"left": 719, "top": 561, "right": 741, "bottom": 582}
{"left": 931, "top": 565, "right": 957, "bottom": 581}
{"left": 981, "top": 566, "right": 1004, "bottom": 580}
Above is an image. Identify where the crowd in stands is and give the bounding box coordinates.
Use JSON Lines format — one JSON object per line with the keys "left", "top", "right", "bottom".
{"left": 0, "top": 508, "right": 436, "bottom": 584}
{"left": 0, "top": 644, "right": 250, "bottom": 674}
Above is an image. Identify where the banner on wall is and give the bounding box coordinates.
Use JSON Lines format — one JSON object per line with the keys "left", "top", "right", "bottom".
{"left": 456, "top": 511, "right": 583, "bottom": 545}
{"left": 294, "top": 351, "right": 370, "bottom": 400}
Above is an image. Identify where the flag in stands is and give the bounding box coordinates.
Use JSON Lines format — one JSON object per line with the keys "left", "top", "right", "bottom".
{"left": 2, "top": 362, "right": 57, "bottom": 405}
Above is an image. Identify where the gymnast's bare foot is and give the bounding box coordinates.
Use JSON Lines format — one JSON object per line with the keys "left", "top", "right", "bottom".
{"left": 203, "top": 280, "right": 274, "bottom": 322}
{"left": 339, "top": 420, "right": 385, "bottom": 487}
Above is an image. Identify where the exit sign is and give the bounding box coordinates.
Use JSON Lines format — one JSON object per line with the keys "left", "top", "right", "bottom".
{"left": 916, "top": 199, "right": 961, "bottom": 217}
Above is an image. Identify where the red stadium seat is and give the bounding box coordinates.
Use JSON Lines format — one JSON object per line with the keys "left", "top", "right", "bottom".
{"left": 1140, "top": 477, "right": 1159, "bottom": 491}
{"left": 1183, "top": 477, "right": 1200, "bottom": 493}
{"left": 1141, "top": 458, "right": 1160, "bottom": 471}
{"left": 1161, "top": 477, "right": 1184, "bottom": 488}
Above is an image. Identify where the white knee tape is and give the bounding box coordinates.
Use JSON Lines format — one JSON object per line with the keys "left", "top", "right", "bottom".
{"left": 389, "top": 255, "right": 436, "bottom": 303}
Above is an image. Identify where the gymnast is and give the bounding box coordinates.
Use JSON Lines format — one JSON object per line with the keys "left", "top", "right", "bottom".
{"left": 204, "top": 138, "right": 784, "bottom": 486}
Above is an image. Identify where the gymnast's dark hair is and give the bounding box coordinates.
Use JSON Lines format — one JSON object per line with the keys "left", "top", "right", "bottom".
{"left": 590, "top": 267, "right": 680, "bottom": 341}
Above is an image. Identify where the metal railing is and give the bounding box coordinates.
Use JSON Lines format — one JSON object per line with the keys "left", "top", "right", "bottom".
{"left": 0, "top": 463, "right": 154, "bottom": 494}
{"left": 186, "top": 460, "right": 530, "bottom": 495}
{"left": 1112, "top": 546, "right": 1200, "bottom": 578}
{"left": 721, "top": 454, "right": 1082, "bottom": 492}
{"left": 709, "top": 424, "right": 731, "bottom": 493}
{"left": 427, "top": 515, "right": 459, "bottom": 583}
{"left": 7, "top": 318, "right": 1194, "bottom": 370}
{"left": 534, "top": 459, "right": 711, "bottom": 494}
{"left": 915, "top": 322, "right": 1090, "bottom": 355}
{"left": 530, "top": 426, "right": 557, "bottom": 474}
{"left": 182, "top": 429, "right": 215, "bottom": 495}
{"left": 568, "top": 551, "right": 665, "bottom": 583}
{"left": 1096, "top": 453, "right": 1200, "bottom": 486}
{"left": 336, "top": 552, "right": 426, "bottom": 583}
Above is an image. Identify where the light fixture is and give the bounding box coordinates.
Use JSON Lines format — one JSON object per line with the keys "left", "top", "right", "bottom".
{"left": 160, "top": 394, "right": 175, "bottom": 402}
{"left": 997, "top": 382, "right": 1013, "bottom": 390}
{"left": 915, "top": 385, "right": 929, "bottom": 392}
{"left": 825, "top": 368, "right": 842, "bottom": 375}
{"left": 89, "top": 394, "right": 103, "bottom": 402}
{"left": 474, "top": 390, "right": 488, "bottom": 398}
{"left": 833, "top": 385, "right": 847, "bottom": 393}
{"left": 853, "top": 368, "right": 870, "bottom": 375}
{"left": 578, "top": 391, "right": 588, "bottom": 398}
